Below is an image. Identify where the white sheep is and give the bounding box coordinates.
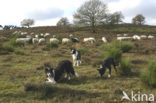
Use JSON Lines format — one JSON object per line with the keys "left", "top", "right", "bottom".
{"left": 69, "top": 34, "right": 73, "bottom": 37}
{"left": 38, "top": 38, "right": 45, "bottom": 45}
{"left": 117, "top": 37, "right": 132, "bottom": 41}
{"left": 117, "top": 34, "right": 122, "bottom": 37}
{"left": 32, "top": 38, "right": 39, "bottom": 44}
{"left": 30, "top": 32, "right": 34, "bottom": 35}
{"left": 62, "top": 38, "right": 71, "bottom": 43}
{"left": 83, "top": 37, "right": 96, "bottom": 43}
{"left": 40, "top": 33, "right": 44, "bottom": 37}
{"left": 140, "top": 35, "right": 147, "bottom": 39}
{"left": 26, "top": 35, "right": 32, "bottom": 38}
{"left": 21, "top": 32, "right": 27, "bottom": 35}
{"left": 16, "top": 38, "right": 31, "bottom": 44}
{"left": 123, "top": 33, "right": 128, "bottom": 36}
{"left": 50, "top": 38, "right": 59, "bottom": 44}
{"left": 133, "top": 35, "right": 141, "bottom": 40}
{"left": 35, "top": 35, "right": 39, "bottom": 38}
{"left": 102, "top": 37, "right": 107, "bottom": 43}
{"left": 148, "top": 35, "right": 154, "bottom": 39}
{"left": 44, "top": 33, "right": 50, "bottom": 38}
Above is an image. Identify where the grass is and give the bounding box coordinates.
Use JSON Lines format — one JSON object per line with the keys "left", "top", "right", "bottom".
{"left": 0, "top": 27, "right": 156, "bottom": 102}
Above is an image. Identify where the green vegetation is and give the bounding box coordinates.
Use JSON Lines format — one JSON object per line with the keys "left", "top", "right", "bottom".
{"left": 118, "top": 57, "right": 131, "bottom": 76}
{"left": 140, "top": 60, "right": 156, "bottom": 88}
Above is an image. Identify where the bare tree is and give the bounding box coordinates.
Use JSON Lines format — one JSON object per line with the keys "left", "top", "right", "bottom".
{"left": 21, "top": 19, "right": 34, "bottom": 28}
{"left": 73, "top": 0, "right": 108, "bottom": 33}
{"left": 108, "top": 12, "right": 124, "bottom": 24}
{"left": 132, "top": 14, "right": 145, "bottom": 25}
{"left": 56, "top": 17, "right": 70, "bottom": 27}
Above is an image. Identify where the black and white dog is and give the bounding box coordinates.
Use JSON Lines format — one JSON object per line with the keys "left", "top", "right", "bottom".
{"left": 44, "top": 60, "right": 79, "bottom": 84}
{"left": 97, "top": 57, "right": 117, "bottom": 78}
{"left": 71, "top": 48, "right": 81, "bottom": 66}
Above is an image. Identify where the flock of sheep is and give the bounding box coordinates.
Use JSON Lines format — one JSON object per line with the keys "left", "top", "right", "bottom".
{"left": 117, "top": 33, "right": 154, "bottom": 41}
{"left": 14, "top": 31, "right": 155, "bottom": 45}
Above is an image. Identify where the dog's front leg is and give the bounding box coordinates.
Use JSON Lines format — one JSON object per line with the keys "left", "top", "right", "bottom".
{"left": 67, "top": 73, "right": 71, "bottom": 80}
{"left": 77, "top": 60, "right": 79, "bottom": 66}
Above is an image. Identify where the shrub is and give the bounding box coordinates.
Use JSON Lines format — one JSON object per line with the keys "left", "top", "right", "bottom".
{"left": 47, "top": 42, "right": 58, "bottom": 48}
{"left": 118, "top": 58, "right": 131, "bottom": 76}
{"left": 104, "top": 47, "right": 122, "bottom": 65}
{"left": 120, "top": 42, "right": 134, "bottom": 53}
{"left": 140, "top": 60, "right": 156, "bottom": 88}
{"left": 2, "top": 43, "right": 14, "bottom": 52}
{"left": 6, "top": 38, "right": 24, "bottom": 47}
{"left": 15, "top": 49, "right": 25, "bottom": 55}
{"left": 77, "top": 47, "right": 91, "bottom": 55}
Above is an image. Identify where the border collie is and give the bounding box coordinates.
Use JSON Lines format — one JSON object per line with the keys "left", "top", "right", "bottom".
{"left": 97, "top": 57, "right": 117, "bottom": 78}
{"left": 44, "top": 60, "right": 79, "bottom": 84}
{"left": 71, "top": 48, "right": 81, "bottom": 66}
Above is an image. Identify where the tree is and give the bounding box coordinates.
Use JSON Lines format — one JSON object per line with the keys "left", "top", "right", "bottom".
{"left": 0, "top": 25, "right": 3, "bottom": 30}
{"left": 21, "top": 19, "right": 34, "bottom": 28}
{"left": 56, "top": 17, "right": 70, "bottom": 27}
{"left": 3, "top": 25, "right": 19, "bottom": 30}
{"left": 73, "top": 0, "right": 107, "bottom": 33}
{"left": 132, "top": 14, "right": 145, "bottom": 25}
{"left": 106, "top": 11, "right": 124, "bottom": 25}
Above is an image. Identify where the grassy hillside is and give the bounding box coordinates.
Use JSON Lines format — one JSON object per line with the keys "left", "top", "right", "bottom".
{"left": 0, "top": 25, "right": 156, "bottom": 103}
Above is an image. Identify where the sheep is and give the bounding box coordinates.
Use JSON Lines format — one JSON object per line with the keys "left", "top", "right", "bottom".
{"left": 50, "top": 38, "right": 59, "bottom": 44}
{"left": 62, "top": 38, "right": 71, "bottom": 43}
{"left": 133, "top": 35, "right": 141, "bottom": 40}
{"left": 102, "top": 37, "right": 107, "bottom": 43}
{"left": 16, "top": 38, "right": 31, "bottom": 44}
{"left": 38, "top": 38, "right": 45, "bottom": 45}
{"left": 26, "top": 35, "right": 32, "bottom": 38}
{"left": 117, "top": 34, "right": 122, "bottom": 37}
{"left": 71, "top": 38, "right": 79, "bottom": 43}
{"left": 44, "top": 33, "right": 50, "bottom": 38}
{"left": 117, "top": 37, "right": 132, "bottom": 41}
{"left": 53, "top": 35, "right": 56, "bottom": 38}
{"left": 32, "top": 38, "right": 39, "bottom": 44}
{"left": 69, "top": 34, "right": 73, "bottom": 37}
{"left": 148, "top": 35, "right": 154, "bottom": 39}
{"left": 83, "top": 37, "right": 96, "bottom": 43}
{"left": 21, "top": 32, "right": 27, "bottom": 35}
{"left": 123, "top": 33, "right": 128, "bottom": 36}
{"left": 35, "top": 35, "right": 39, "bottom": 38}
{"left": 30, "top": 32, "right": 34, "bottom": 35}
{"left": 140, "top": 35, "right": 147, "bottom": 39}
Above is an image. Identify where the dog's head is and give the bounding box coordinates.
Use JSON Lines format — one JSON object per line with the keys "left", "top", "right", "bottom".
{"left": 97, "top": 65, "right": 105, "bottom": 77}
{"left": 44, "top": 63, "right": 55, "bottom": 78}
{"left": 71, "top": 48, "right": 76, "bottom": 54}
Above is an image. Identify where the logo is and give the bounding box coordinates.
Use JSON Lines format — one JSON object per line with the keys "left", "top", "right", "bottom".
{"left": 121, "top": 91, "right": 154, "bottom": 102}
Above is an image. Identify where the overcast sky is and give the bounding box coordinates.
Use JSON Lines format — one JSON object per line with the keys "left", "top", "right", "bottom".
{"left": 0, "top": 0, "right": 156, "bottom": 26}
